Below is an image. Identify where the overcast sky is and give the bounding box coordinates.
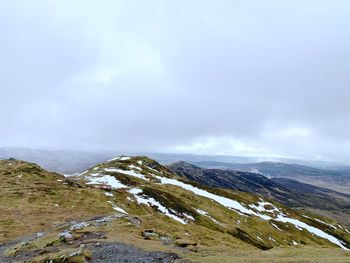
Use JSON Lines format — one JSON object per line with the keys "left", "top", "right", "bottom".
{"left": 1, "top": 0, "right": 350, "bottom": 162}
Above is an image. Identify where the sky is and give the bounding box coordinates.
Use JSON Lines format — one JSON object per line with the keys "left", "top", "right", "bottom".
{"left": 1, "top": 0, "right": 350, "bottom": 162}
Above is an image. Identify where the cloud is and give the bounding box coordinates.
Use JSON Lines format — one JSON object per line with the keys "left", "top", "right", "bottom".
{"left": 1, "top": 0, "right": 350, "bottom": 162}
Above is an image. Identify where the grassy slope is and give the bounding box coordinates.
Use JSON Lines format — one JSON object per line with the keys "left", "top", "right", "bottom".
{"left": 1, "top": 157, "right": 350, "bottom": 262}
{"left": 0, "top": 159, "right": 113, "bottom": 243}
{"left": 75, "top": 157, "right": 350, "bottom": 248}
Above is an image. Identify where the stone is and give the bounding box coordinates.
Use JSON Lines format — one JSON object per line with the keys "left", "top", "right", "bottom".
{"left": 187, "top": 245, "right": 198, "bottom": 252}
{"left": 174, "top": 238, "right": 197, "bottom": 247}
{"left": 58, "top": 231, "right": 74, "bottom": 242}
{"left": 69, "top": 222, "right": 89, "bottom": 231}
{"left": 36, "top": 232, "right": 46, "bottom": 238}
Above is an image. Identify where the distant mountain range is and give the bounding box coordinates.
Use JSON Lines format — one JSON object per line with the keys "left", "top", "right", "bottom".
{"left": 1, "top": 147, "right": 349, "bottom": 173}
{"left": 192, "top": 161, "right": 350, "bottom": 194}
{"left": 0, "top": 147, "right": 116, "bottom": 174}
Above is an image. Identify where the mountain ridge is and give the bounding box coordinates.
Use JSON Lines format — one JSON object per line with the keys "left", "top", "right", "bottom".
{"left": 168, "top": 161, "right": 350, "bottom": 226}
{"left": 1, "top": 156, "right": 350, "bottom": 262}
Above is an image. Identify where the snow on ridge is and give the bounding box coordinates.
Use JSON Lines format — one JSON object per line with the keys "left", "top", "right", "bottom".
{"left": 104, "top": 168, "right": 149, "bottom": 181}
{"left": 129, "top": 188, "right": 188, "bottom": 224}
{"left": 154, "top": 174, "right": 348, "bottom": 249}
{"left": 86, "top": 173, "right": 127, "bottom": 189}
{"left": 154, "top": 175, "right": 267, "bottom": 218}
{"left": 107, "top": 156, "right": 131, "bottom": 162}
{"left": 76, "top": 157, "right": 348, "bottom": 249}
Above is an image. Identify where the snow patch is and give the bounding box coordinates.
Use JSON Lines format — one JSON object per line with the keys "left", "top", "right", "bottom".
{"left": 271, "top": 223, "right": 283, "bottom": 231}
{"left": 276, "top": 215, "right": 347, "bottom": 249}
{"left": 113, "top": 206, "right": 128, "bottom": 214}
{"left": 128, "top": 164, "right": 142, "bottom": 171}
{"left": 195, "top": 209, "right": 222, "bottom": 225}
{"left": 154, "top": 174, "right": 347, "bottom": 249}
{"left": 104, "top": 168, "right": 148, "bottom": 181}
{"left": 155, "top": 175, "right": 266, "bottom": 218}
{"left": 129, "top": 188, "right": 187, "bottom": 224}
{"left": 107, "top": 156, "right": 131, "bottom": 162}
{"left": 303, "top": 215, "right": 337, "bottom": 230}
{"left": 86, "top": 173, "right": 127, "bottom": 189}
{"left": 249, "top": 201, "right": 279, "bottom": 213}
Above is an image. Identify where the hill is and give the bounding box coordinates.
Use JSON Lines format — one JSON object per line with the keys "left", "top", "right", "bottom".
{"left": 168, "top": 162, "right": 350, "bottom": 226}
{"left": 193, "top": 161, "right": 350, "bottom": 194}
{"left": 1, "top": 157, "right": 350, "bottom": 262}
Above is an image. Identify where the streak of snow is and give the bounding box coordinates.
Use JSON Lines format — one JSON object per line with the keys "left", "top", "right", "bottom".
{"left": 129, "top": 188, "right": 187, "bottom": 224}
{"left": 155, "top": 175, "right": 267, "bottom": 218}
{"left": 269, "top": 237, "right": 276, "bottom": 242}
{"left": 113, "top": 206, "right": 128, "bottom": 214}
{"left": 105, "top": 192, "right": 113, "bottom": 197}
{"left": 155, "top": 174, "right": 347, "bottom": 249}
{"left": 145, "top": 166, "right": 160, "bottom": 174}
{"left": 128, "top": 164, "right": 142, "bottom": 171}
{"left": 303, "top": 215, "right": 337, "bottom": 229}
{"left": 195, "top": 209, "right": 208, "bottom": 216}
{"left": 195, "top": 209, "right": 222, "bottom": 225}
{"left": 104, "top": 168, "right": 148, "bottom": 181}
{"left": 77, "top": 170, "right": 88, "bottom": 176}
{"left": 276, "top": 214, "right": 347, "bottom": 249}
{"left": 271, "top": 223, "right": 283, "bottom": 231}
{"left": 107, "top": 156, "right": 131, "bottom": 162}
{"left": 183, "top": 213, "right": 195, "bottom": 221}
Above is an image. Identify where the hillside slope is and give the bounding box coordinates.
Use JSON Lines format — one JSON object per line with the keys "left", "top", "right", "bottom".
{"left": 193, "top": 161, "right": 350, "bottom": 194}
{"left": 1, "top": 157, "right": 350, "bottom": 262}
{"left": 168, "top": 162, "right": 350, "bottom": 226}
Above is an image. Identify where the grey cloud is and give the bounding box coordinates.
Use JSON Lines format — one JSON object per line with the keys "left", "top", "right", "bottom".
{"left": 1, "top": 0, "right": 350, "bottom": 162}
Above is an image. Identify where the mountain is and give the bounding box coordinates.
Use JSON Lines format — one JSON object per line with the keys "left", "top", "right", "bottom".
{"left": 271, "top": 177, "right": 350, "bottom": 201}
{"left": 2, "top": 156, "right": 350, "bottom": 262}
{"left": 0, "top": 147, "right": 116, "bottom": 174}
{"left": 168, "top": 162, "right": 350, "bottom": 227}
{"left": 3, "top": 147, "right": 349, "bottom": 175}
{"left": 193, "top": 161, "right": 350, "bottom": 194}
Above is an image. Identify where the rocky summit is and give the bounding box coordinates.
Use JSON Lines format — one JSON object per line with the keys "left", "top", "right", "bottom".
{"left": 1, "top": 157, "right": 350, "bottom": 262}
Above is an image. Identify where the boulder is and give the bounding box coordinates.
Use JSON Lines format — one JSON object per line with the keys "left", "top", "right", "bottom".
{"left": 174, "top": 238, "right": 197, "bottom": 247}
